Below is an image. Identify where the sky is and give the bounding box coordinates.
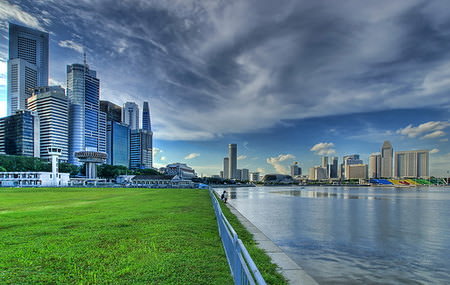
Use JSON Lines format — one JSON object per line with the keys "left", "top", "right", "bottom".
{"left": 0, "top": 0, "right": 450, "bottom": 176}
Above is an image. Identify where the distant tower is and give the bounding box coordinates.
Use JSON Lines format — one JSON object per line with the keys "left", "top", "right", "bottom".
{"left": 369, "top": 154, "right": 381, "bottom": 178}
{"left": 321, "top": 156, "right": 329, "bottom": 178}
{"left": 123, "top": 102, "right": 139, "bottom": 130}
{"left": 47, "top": 147, "right": 62, "bottom": 186}
{"left": 228, "top": 144, "right": 237, "bottom": 179}
{"left": 142, "top": 101, "right": 151, "bottom": 131}
{"left": 223, "top": 157, "right": 229, "bottom": 179}
{"left": 7, "top": 23, "right": 49, "bottom": 115}
{"left": 291, "top": 162, "right": 302, "bottom": 177}
{"left": 381, "top": 141, "right": 393, "bottom": 178}
{"left": 329, "top": 157, "right": 338, "bottom": 178}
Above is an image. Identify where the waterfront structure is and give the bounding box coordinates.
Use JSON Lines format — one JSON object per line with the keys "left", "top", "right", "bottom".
{"left": 142, "top": 101, "right": 151, "bottom": 131}
{"left": 27, "top": 86, "right": 69, "bottom": 162}
{"left": 344, "top": 164, "right": 368, "bottom": 179}
{"left": 394, "top": 150, "right": 429, "bottom": 178}
{"left": 7, "top": 23, "right": 49, "bottom": 115}
{"left": 250, "top": 172, "right": 260, "bottom": 182}
{"left": 329, "top": 157, "right": 339, "bottom": 178}
{"left": 291, "top": 162, "right": 302, "bottom": 177}
{"left": 66, "top": 62, "right": 101, "bottom": 165}
{"left": 369, "top": 153, "right": 382, "bottom": 178}
{"left": 100, "top": 100, "right": 122, "bottom": 123}
{"left": 123, "top": 102, "right": 139, "bottom": 130}
{"left": 241, "top": 168, "right": 249, "bottom": 181}
{"left": 381, "top": 141, "right": 393, "bottom": 178}
{"left": 228, "top": 144, "right": 237, "bottom": 179}
{"left": 106, "top": 121, "right": 130, "bottom": 167}
{"left": 223, "top": 157, "right": 229, "bottom": 179}
{"left": 130, "top": 129, "right": 152, "bottom": 169}
{"left": 341, "top": 154, "right": 363, "bottom": 179}
{"left": 309, "top": 166, "right": 327, "bottom": 180}
{"left": 0, "top": 110, "right": 40, "bottom": 157}
{"left": 75, "top": 150, "right": 107, "bottom": 179}
{"left": 131, "top": 174, "right": 194, "bottom": 187}
{"left": 162, "top": 163, "right": 196, "bottom": 179}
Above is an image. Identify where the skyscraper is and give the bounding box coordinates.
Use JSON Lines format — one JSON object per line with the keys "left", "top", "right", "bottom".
{"left": 321, "top": 156, "right": 329, "bottom": 178}
{"left": 369, "top": 153, "right": 381, "bottom": 178}
{"left": 241, "top": 169, "right": 250, "bottom": 181}
{"left": 228, "top": 144, "right": 237, "bottom": 179}
{"left": 123, "top": 102, "right": 139, "bottom": 130}
{"left": 394, "top": 150, "right": 429, "bottom": 178}
{"left": 7, "top": 23, "right": 49, "bottom": 115}
{"left": 66, "top": 62, "right": 101, "bottom": 165}
{"left": 130, "top": 129, "right": 153, "bottom": 169}
{"left": 291, "top": 162, "right": 302, "bottom": 176}
{"left": 27, "top": 86, "right": 69, "bottom": 162}
{"left": 381, "top": 141, "right": 393, "bottom": 178}
{"left": 100, "top": 100, "right": 122, "bottom": 123}
{"left": 106, "top": 121, "right": 130, "bottom": 167}
{"left": 223, "top": 157, "right": 229, "bottom": 179}
{"left": 329, "top": 157, "right": 338, "bottom": 178}
{"left": 341, "top": 154, "right": 363, "bottom": 179}
{"left": 142, "top": 101, "right": 151, "bottom": 131}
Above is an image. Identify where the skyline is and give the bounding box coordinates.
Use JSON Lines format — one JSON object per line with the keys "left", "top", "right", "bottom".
{"left": 1, "top": 1, "right": 450, "bottom": 176}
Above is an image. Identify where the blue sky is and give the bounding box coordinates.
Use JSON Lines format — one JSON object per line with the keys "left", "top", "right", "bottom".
{"left": 0, "top": 0, "right": 450, "bottom": 176}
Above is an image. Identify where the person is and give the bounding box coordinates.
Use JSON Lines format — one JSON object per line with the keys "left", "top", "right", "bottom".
{"left": 222, "top": 190, "right": 228, "bottom": 203}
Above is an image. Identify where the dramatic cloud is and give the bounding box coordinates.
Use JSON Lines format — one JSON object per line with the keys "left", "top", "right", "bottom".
{"left": 237, "top": 155, "right": 247, "bottom": 160}
{"left": 2, "top": 1, "right": 450, "bottom": 140}
{"left": 430, "top": 148, "right": 440, "bottom": 154}
{"left": 396, "top": 121, "right": 450, "bottom": 139}
{"left": 58, "top": 40, "right": 84, "bottom": 53}
{"left": 310, "top": 142, "right": 336, "bottom": 156}
{"left": 266, "top": 154, "right": 295, "bottom": 174}
{"left": 184, "top": 153, "right": 200, "bottom": 160}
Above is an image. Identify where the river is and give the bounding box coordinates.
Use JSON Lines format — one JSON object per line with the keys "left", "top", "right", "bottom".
{"left": 222, "top": 186, "right": 450, "bottom": 284}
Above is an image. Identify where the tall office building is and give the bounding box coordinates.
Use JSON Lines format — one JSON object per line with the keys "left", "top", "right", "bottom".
{"left": 321, "top": 156, "right": 329, "bottom": 178}
{"left": 27, "top": 86, "right": 69, "bottom": 162}
{"left": 309, "top": 166, "right": 327, "bottom": 180}
{"left": 228, "top": 144, "right": 237, "bottom": 179}
{"left": 369, "top": 154, "right": 381, "bottom": 178}
{"left": 341, "top": 154, "right": 363, "bottom": 179}
{"left": 66, "top": 62, "right": 101, "bottom": 165}
{"left": 394, "top": 150, "right": 429, "bottom": 178}
{"left": 250, "top": 172, "right": 260, "bottom": 182}
{"left": 123, "top": 102, "right": 139, "bottom": 130}
{"left": 329, "top": 157, "right": 339, "bottom": 178}
{"left": 100, "top": 100, "right": 122, "bottom": 123}
{"left": 236, "top": 169, "right": 243, "bottom": 180}
{"left": 142, "top": 101, "right": 151, "bottom": 131}
{"left": 106, "top": 121, "right": 130, "bottom": 167}
{"left": 291, "top": 162, "right": 302, "bottom": 177}
{"left": 130, "top": 129, "right": 152, "bottom": 169}
{"left": 0, "top": 110, "right": 40, "bottom": 157}
{"left": 344, "top": 164, "right": 368, "bottom": 179}
{"left": 223, "top": 157, "right": 229, "bottom": 179}
{"left": 7, "top": 23, "right": 49, "bottom": 115}
{"left": 381, "top": 141, "right": 393, "bottom": 178}
{"left": 241, "top": 169, "right": 250, "bottom": 181}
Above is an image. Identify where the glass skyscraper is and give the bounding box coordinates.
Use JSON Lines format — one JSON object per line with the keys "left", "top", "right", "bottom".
{"left": 66, "top": 63, "right": 101, "bottom": 165}
{"left": 7, "top": 23, "right": 49, "bottom": 115}
{"left": 106, "top": 121, "right": 130, "bottom": 167}
{"left": 130, "top": 129, "right": 153, "bottom": 169}
{"left": 122, "top": 102, "right": 139, "bottom": 130}
{"left": 142, "top": 101, "right": 151, "bottom": 131}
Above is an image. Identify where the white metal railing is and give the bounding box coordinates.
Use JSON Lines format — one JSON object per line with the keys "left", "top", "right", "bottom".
{"left": 209, "top": 188, "right": 266, "bottom": 285}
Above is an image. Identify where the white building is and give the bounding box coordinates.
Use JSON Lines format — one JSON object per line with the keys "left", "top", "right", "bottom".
{"left": 250, "top": 172, "right": 260, "bottom": 182}
{"left": 241, "top": 168, "right": 249, "bottom": 181}
{"left": 131, "top": 174, "right": 193, "bottom": 187}
{"left": 0, "top": 172, "right": 69, "bottom": 187}
{"left": 162, "top": 163, "right": 196, "bottom": 179}
{"left": 123, "top": 102, "right": 139, "bottom": 130}
{"left": 394, "top": 150, "right": 429, "bottom": 178}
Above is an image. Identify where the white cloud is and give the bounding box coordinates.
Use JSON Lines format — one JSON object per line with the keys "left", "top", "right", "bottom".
{"left": 256, "top": 168, "right": 266, "bottom": 174}
{"left": 439, "top": 138, "right": 449, "bottom": 142}
{"left": 58, "top": 40, "right": 84, "bottom": 53}
{"left": 184, "top": 153, "right": 200, "bottom": 160}
{"left": 160, "top": 156, "right": 166, "bottom": 161}
{"left": 422, "top": 130, "right": 446, "bottom": 139}
{"left": 310, "top": 142, "right": 336, "bottom": 155}
{"left": 0, "top": 2, "right": 45, "bottom": 30}
{"left": 266, "top": 154, "right": 295, "bottom": 174}
{"left": 396, "top": 121, "right": 450, "bottom": 138}
{"left": 430, "top": 148, "right": 440, "bottom": 154}
{"left": 237, "top": 155, "right": 247, "bottom": 160}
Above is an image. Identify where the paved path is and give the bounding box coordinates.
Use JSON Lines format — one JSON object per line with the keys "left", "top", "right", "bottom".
{"left": 226, "top": 202, "right": 318, "bottom": 285}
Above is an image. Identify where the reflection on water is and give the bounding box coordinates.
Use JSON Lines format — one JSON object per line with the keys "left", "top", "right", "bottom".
{"left": 221, "top": 186, "right": 450, "bottom": 285}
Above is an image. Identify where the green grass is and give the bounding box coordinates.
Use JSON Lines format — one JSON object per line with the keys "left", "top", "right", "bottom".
{"left": 217, "top": 195, "right": 288, "bottom": 285}
{"left": 0, "top": 188, "right": 233, "bottom": 284}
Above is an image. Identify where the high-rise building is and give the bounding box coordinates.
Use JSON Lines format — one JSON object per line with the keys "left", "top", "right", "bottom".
{"left": 329, "top": 157, "right": 339, "bottom": 178}
{"left": 142, "top": 101, "right": 151, "bottom": 131}
{"left": 223, "top": 157, "right": 229, "bottom": 179}
{"left": 106, "top": 121, "right": 130, "bottom": 167}
{"left": 341, "top": 154, "right": 363, "bottom": 179}
{"left": 130, "top": 129, "right": 152, "bottom": 169}
{"left": 309, "top": 166, "right": 327, "bottom": 180}
{"left": 228, "top": 144, "right": 237, "bottom": 179}
{"left": 321, "top": 156, "right": 329, "bottom": 177}
{"left": 381, "top": 141, "right": 393, "bottom": 178}
{"left": 100, "top": 100, "right": 122, "bottom": 123}
{"left": 394, "top": 150, "right": 429, "bottom": 178}
{"left": 7, "top": 23, "right": 49, "bottom": 115}
{"left": 27, "top": 86, "right": 69, "bottom": 162}
{"left": 250, "top": 172, "right": 260, "bottom": 182}
{"left": 241, "top": 169, "right": 249, "bottom": 181}
{"left": 236, "top": 169, "right": 243, "bottom": 180}
{"left": 220, "top": 171, "right": 224, "bottom": 178}
{"left": 345, "top": 164, "right": 368, "bottom": 179}
{"left": 66, "top": 62, "right": 101, "bottom": 165}
{"left": 291, "top": 162, "right": 302, "bottom": 177}
{"left": 369, "top": 153, "right": 381, "bottom": 178}
{"left": 123, "top": 102, "right": 139, "bottom": 130}
{"left": 0, "top": 110, "right": 40, "bottom": 157}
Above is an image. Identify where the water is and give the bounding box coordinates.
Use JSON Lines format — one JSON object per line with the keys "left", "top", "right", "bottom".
{"left": 222, "top": 186, "right": 450, "bottom": 284}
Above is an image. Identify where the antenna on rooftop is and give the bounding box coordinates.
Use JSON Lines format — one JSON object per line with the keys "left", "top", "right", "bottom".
{"left": 83, "top": 52, "right": 87, "bottom": 65}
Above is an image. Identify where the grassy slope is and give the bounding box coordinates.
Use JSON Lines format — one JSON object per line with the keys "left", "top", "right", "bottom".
{"left": 217, "top": 196, "right": 288, "bottom": 285}
{"left": 0, "top": 188, "right": 232, "bottom": 284}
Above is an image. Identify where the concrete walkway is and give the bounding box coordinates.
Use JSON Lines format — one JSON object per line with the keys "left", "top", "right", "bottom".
{"left": 226, "top": 203, "right": 318, "bottom": 285}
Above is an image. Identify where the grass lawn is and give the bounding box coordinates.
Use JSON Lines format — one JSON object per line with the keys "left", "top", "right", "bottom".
{"left": 0, "top": 188, "right": 233, "bottom": 284}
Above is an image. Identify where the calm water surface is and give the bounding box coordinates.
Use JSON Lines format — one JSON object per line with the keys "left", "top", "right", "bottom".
{"left": 222, "top": 186, "right": 450, "bottom": 284}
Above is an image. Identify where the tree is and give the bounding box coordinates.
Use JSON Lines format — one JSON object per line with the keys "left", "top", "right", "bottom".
{"left": 0, "top": 154, "right": 51, "bottom": 172}
{"left": 59, "top": 162, "right": 80, "bottom": 176}
{"left": 132, "top": 168, "right": 160, "bottom": 176}
{"left": 97, "top": 164, "right": 129, "bottom": 180}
